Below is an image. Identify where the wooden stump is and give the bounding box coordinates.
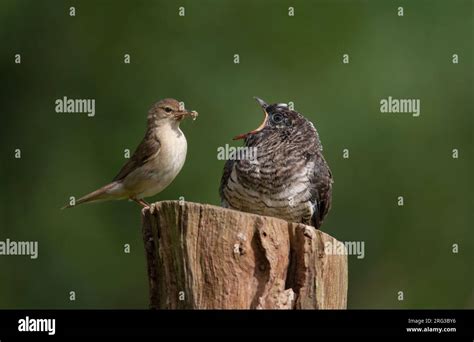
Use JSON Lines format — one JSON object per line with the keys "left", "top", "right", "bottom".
{"left": 141, "top": 201, "right": 348, "bottom": 309}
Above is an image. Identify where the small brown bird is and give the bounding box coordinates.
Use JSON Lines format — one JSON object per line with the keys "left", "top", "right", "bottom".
{"left": 62, "top": 98, "right": 198, "bottom": 209}
{"left": 220, "top": 97, "right": 332, "bottom": 229}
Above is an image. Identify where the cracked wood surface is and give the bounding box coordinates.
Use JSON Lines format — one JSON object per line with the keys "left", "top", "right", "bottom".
{"left": 141, "top": 201, "right": 347, "bottom": 309}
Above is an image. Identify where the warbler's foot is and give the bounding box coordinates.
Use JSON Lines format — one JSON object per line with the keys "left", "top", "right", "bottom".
{"left": 131, "top": 198, "right": 150, "bottom": 208}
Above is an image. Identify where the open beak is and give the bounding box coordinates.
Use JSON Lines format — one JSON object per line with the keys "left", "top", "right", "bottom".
{"left": 175, "top": 110, "right": 198, "bottom": 121}
{"left": 233, "top": 97, "right": 269, "bottom": 140}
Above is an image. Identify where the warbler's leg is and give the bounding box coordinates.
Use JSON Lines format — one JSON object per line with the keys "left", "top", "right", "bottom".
{"left": 131, "top": 197, "right": 149, "bottom": 208}
{"left": 139, "top": 199, "right": 150, "bottom": 207}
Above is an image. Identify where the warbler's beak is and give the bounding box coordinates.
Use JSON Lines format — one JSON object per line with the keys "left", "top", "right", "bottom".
{"left": 175, "top": 110, "right": 198, "bottom": 121}
{"left": 233, "top": 97, "right": 269, "bottom": 140}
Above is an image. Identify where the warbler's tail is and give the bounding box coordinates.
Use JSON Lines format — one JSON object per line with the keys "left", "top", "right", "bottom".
{"left": 61, "top": 182, "right": 122, "bottom": 209}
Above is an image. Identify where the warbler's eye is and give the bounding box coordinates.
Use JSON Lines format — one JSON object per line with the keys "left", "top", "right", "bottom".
{"left": 272, "top": 113, "right": 284, "bottom": 124}
{"left": 164, "top": 107, "right": 172, "bottom": 113}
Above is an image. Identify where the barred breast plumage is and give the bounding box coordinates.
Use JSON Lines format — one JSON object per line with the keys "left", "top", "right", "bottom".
{"left": 219, "top": 97, "right": 333, "bottom": 229}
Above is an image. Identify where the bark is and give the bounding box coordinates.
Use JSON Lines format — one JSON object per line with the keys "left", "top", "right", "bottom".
{"left": 141, "top": 201, "right": 347, "bottom": 309}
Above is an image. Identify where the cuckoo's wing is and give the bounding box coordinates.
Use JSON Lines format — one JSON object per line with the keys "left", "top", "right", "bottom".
{"left": 113, "top": 132, "right": 161, "bottom": 182}
{"left": 219, "top": 159, "right": 235, "bottom": 203}
{"left": 309, "top": 153, "right": 333, "bottom": 229}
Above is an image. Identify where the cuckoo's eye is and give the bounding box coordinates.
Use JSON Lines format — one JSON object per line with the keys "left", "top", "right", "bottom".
{"left": 271, "top": 113, "right": 284, "bottom": 124}
{"left": 164, "top": 107, "right": 173, "bottom": 113}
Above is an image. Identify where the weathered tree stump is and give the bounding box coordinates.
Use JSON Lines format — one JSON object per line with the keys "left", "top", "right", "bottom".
{"left": 141, "top": 201, "right": 347, "bottom": 309}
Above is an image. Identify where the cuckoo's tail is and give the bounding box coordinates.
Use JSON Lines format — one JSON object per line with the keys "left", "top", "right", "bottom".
{"left": 61, "top": 182, "right": 122, "bottom": 209}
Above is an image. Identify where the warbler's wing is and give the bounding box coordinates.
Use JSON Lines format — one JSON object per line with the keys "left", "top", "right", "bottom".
{"left": 113, "top": 132, "right": 161, "bottom": 181}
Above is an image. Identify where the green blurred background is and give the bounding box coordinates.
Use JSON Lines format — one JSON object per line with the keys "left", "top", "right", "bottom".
{"left": 0, "top": 0, "right": 472, "bottom": 309}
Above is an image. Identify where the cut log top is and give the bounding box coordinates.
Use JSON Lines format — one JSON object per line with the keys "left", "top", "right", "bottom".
{"left": 141, "top": 201, "right": 348, "bottom": 309}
